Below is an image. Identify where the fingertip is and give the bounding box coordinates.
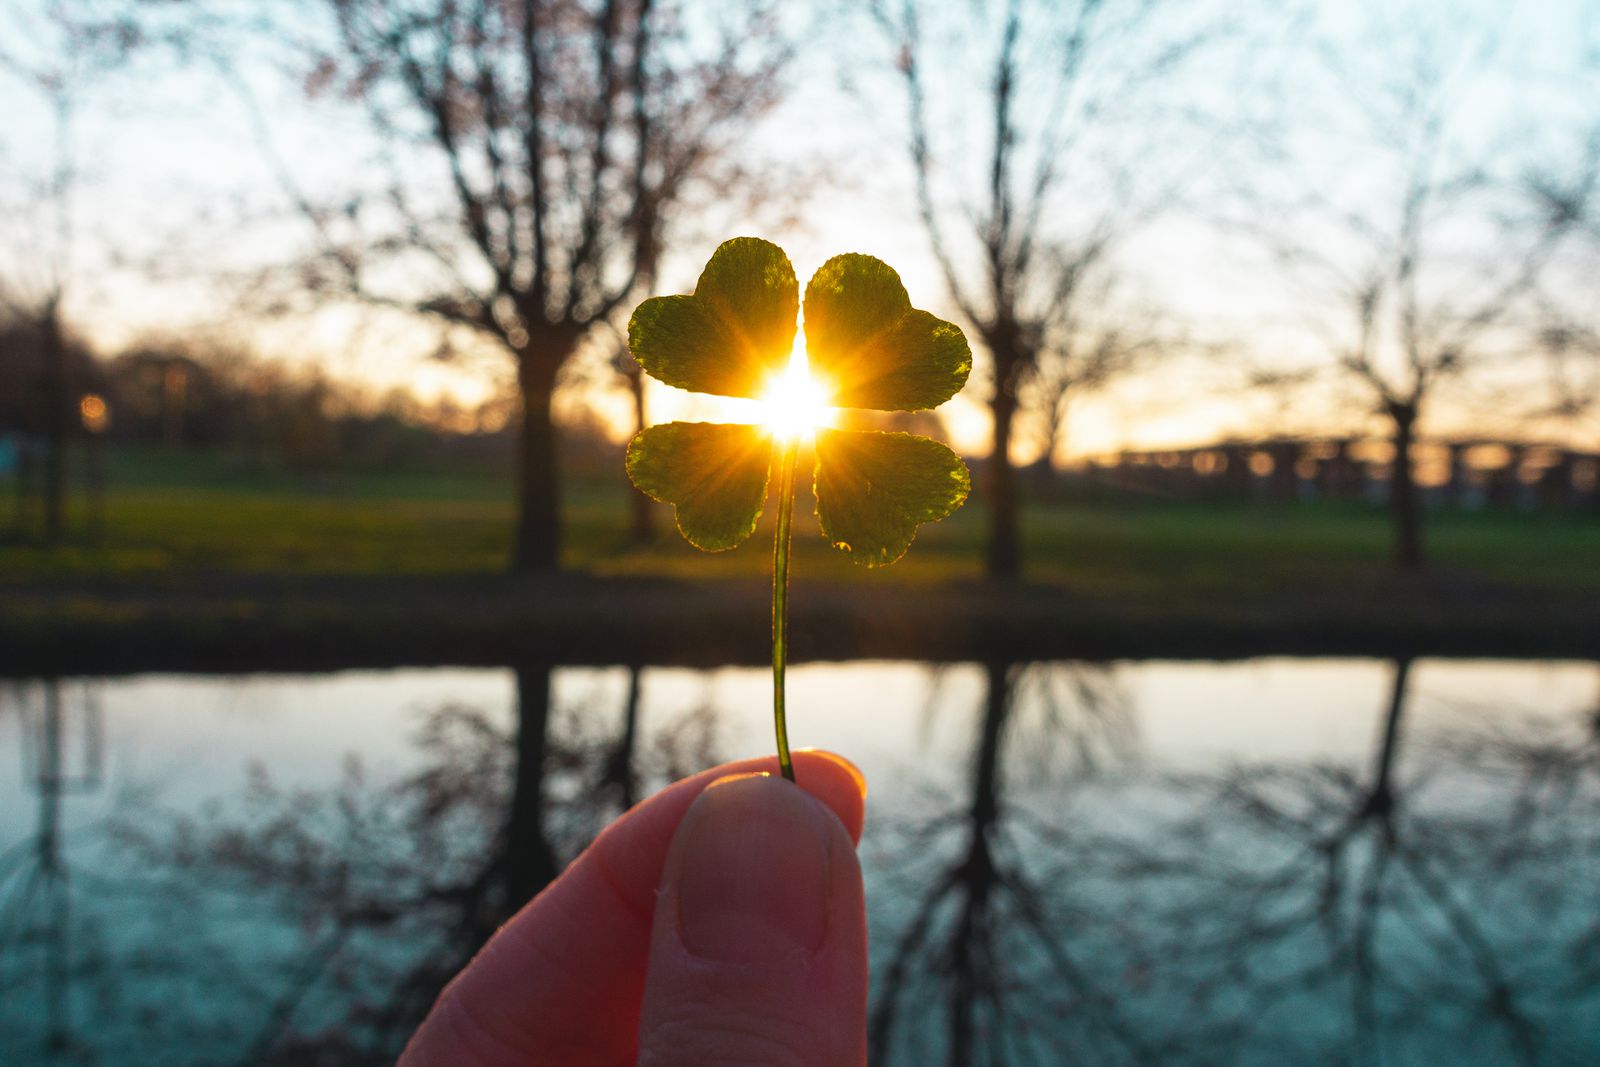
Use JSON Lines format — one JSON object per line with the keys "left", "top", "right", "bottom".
{"left": 797, "top": 747, "right": 868, "bottom": 799}
{"left": 788, "top": 749, "right": 867, "bottom": 845}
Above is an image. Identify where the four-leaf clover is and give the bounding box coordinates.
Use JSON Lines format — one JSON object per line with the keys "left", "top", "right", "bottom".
{"left": 626, "top": 237, "right": 972, "bottom": 566}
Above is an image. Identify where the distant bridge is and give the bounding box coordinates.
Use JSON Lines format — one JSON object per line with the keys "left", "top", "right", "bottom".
{"left": 1061, "top": 437, "right": 1600, "bottom": 511}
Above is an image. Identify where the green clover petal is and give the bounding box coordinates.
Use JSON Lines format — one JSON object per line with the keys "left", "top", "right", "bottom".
{"left": 813, "top": 428, "right": 970, "bottom": 567}
{"left": 628, "top": 237, "right": 799, "bottom": 400}
{"left": 627, "top": 421, "right": 775, "bottom": 551}
{"left": 802, "top": 253, "right": 971, "bottom": 411}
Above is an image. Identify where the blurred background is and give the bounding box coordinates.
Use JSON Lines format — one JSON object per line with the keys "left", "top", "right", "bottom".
{"left": 1, "top": 0, "right": 1597, "bottom": 1063}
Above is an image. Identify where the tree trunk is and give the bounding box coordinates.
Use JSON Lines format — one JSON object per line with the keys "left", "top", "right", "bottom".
{"left": 603, "top": 665, "right": 643, "bottom": 810}
{"left": 970, "top": 660, "right": 1011, "bottom": 838}
{"left": 948, "top": 660, "right": 1013, "bottom": 1066}
{"left": 13, "top": 444, "right": 31, "bottom": 538}
{"left": 504, "top": 662, "right": 559, "bottom": 909}
{"left": 1387, "top": 402, "right": 1422, "bottom": 570}
{"left": 38, "top": 679, "right": 70, "bottom": 1052}
{"left": 1027, "top": 386, "right": 1069, "bottom": 490}
{"left": 42, "top": 303, "right": 67, "bottom": 545}
{"left": 1042, "top": 381, "right": 1070, "bottom": 475}
{"left": 513, "top": 355, "right": 562, "bottom": 572}
{"left": 985, "top": 351, "right": 1022, "bottom": 580}
{"left": 1361, "top": 656, "right": 1411, "bottom": 820}
{"left": 626, "top": 362, "right": 654, "bottom": 543}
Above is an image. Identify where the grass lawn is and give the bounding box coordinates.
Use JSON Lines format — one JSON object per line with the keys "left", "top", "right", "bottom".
{"left": 2, "top": 445, "right": 1596, "bottom": 597}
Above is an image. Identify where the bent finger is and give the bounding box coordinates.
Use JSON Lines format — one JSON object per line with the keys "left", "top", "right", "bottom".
{"left": 398, "top": 749, "right": 865, "bottom": 1067}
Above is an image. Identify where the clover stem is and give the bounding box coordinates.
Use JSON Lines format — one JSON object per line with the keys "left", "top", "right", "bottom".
{"left": 771, "top": 436, "right": 800, "bottom": 782}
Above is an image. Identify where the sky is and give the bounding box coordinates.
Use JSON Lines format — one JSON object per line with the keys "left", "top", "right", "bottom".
{"left": 1, "top": 0, "right": 1596, "bottom": 462}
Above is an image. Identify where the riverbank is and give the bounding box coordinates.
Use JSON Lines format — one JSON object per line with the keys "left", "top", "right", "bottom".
{"left": 5, "top": 455, "right": 1595, "bottom": 674}
{"left": 4, "top": 566, "right": 1594, "bottom": 676}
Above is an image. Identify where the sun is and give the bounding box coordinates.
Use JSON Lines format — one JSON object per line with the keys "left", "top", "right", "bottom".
{"left": 760, "top": 346, "right": 834, "bottom": 441}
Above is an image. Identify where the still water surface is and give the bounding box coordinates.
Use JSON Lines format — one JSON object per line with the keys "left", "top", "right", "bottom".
{"left": 2, "top": 658, "right": 1597, "bottom": 1065}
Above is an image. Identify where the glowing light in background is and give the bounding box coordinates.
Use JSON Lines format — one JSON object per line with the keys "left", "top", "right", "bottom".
{"left": 79, "top": 393, "right": 109, "bottom": 434}
{"left": 758, "top": 344, "right": 834, "bottom": 442}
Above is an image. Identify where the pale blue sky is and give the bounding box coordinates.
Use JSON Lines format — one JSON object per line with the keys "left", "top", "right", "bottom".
{"left": 1, "top": 0, "right": 1594, "bottom": 459}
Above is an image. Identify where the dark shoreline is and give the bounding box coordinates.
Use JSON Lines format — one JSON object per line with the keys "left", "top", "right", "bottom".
{"left": 3, "top": 570, "right": 1595, "bottom": 677}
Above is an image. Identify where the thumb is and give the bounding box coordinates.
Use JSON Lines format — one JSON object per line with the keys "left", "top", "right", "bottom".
{"left": 637, "top": 771, "right": 867, "bottom": 1067}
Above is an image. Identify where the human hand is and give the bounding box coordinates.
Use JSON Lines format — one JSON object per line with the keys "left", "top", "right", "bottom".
{"left": 398, "top": 750, "right": 869, "bottom": 1066}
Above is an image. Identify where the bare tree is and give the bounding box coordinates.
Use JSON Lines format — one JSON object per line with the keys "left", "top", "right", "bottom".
{"left": 0, "top": 4, "right": 137, "bottom": 544}
{"left": 1531, "top": 116, "right": 1600, "bottom": 444}
{"left": 1022, "top": 277, "right": 1176, "bottom": 472}
{"left": 217, "top": 0, "right": 792, "bottom": 571}
{"left": 605, "top": 319, "right": 656, "bottom": 543}
{"left": 868, "top": 0, "right": 1238, "bottom": 578}
{"left": 1234, "top": 11, "right": 1597, "bottom": 568}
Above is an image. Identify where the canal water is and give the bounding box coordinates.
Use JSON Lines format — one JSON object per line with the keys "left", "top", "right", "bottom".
{"left": 2, "top": 658, "right": 1596, "bottom": 1064}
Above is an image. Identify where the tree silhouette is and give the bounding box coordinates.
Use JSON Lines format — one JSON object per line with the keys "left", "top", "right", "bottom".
{"left": 231, "top": 0, "right": 792, "bottom": 570}
{"left": 0, "top": 4, "right": 137, "bottom": 544}
{"left": 868, "top": 0, "right": 1237, "bottom": 578}
{"left": 1232, "top": 9, "right": 1597, "bottom": 567}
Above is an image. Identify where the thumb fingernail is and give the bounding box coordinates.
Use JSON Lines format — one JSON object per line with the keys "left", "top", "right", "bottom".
{"left": 670, "top": 772, "right": 832, "bottom": 965}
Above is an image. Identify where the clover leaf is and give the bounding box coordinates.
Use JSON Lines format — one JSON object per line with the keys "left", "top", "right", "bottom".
{"left": 625, "top": 422, "right": 773, "bottom": 551}
{"left": 627, "top": 236, "right": 798, "bottom": 399}
{"left": 804, "top": 253, "right": 972, "bottom": 412}
{"left": 627, "top": 237, "right": 972, "bottom": 780}
{"left": 813, "top": 428, "right": 972, "bottom": 566}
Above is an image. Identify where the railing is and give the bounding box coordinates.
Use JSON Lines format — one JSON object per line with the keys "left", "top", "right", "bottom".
{"left": 1059, "top": 437, "right": 1600, "bottom": 510}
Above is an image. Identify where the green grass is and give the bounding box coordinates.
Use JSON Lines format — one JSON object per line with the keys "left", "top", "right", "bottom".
{"left": 1, "top": 445, "right": 1596, "bottom": 594}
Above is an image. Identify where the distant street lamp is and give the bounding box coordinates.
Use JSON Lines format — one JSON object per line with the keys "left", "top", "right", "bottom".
{"left": 79, "top": 393, "right": 109, "bottom": 541}
{"left": 78, "top": 393, "right": 108, "bottom": 435}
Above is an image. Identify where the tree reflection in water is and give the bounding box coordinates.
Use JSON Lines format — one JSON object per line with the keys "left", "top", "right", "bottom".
{"left": 868, "top": 659, "right": 1600, "bottom": 1066}
{"left": 1137, "top": 658, "right": 1600, "bottom": 1066}
{"left": 0, "top": 680, "right": 105, "bottom": 1063}
{"left": 870, "top": 660, "right": 1150, "bottom": 1066}
{"left": 4, "top": 660, "right": 1597, "bottom": 1064}
{"left": 117, "top": 663, "right": 721, "bottom": 1065}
